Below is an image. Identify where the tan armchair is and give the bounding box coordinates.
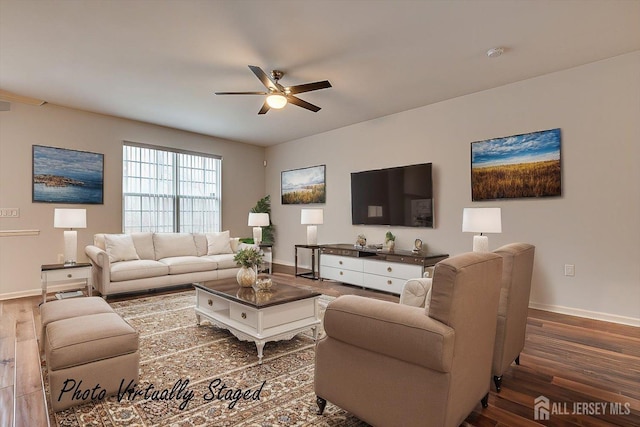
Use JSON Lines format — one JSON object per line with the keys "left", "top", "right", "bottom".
{"left": 491, "top": 243, "right": 535, "bottom": 392}
{"left": 315, "top": 252, "right": 503, "bottom": 427}
{"left": 399, "top": 243, "right": 535, "bottom": 392}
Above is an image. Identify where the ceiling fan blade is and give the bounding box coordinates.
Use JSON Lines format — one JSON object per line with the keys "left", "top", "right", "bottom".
{"left": 248, "top": 65, "right": 278, "bottom": 91}
{"left": 258, "top": 101, "right": 270, "bottom": 115}
{"left": 214, "top": 91, "right": 268, "bottom": 95}
{"left": 286, "top": 80, "right": 332, "bottom": 94}
{"left": 287, "top": 95, "right": 321, "bottom": 112}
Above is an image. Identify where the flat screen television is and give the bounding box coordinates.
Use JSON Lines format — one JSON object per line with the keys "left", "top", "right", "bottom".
{"left": 351, "top": 163, "right": 433, "bottom": 227}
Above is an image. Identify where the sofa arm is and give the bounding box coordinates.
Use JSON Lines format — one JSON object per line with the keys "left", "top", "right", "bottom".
{"left": 399, "top": 277, "right": 432, "bottom": 307}
{"left": 85, "top": 245, "right": 109, "bottom": 268}
{"left": 323, "top": 295, "right": 454, "bottom": 372}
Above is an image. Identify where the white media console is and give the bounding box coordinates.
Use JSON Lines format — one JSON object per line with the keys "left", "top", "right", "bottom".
{"left": 319, "top": 244, "right": 448, "bottom": 295}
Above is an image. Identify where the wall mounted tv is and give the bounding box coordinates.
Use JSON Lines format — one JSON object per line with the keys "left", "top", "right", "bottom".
{"left": 351, "top": 163, "right": 433, "bottom": 227}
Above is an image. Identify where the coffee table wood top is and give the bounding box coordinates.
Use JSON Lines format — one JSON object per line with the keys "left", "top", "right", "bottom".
{"left": 195, "top": 277, "right": 321, "bottom": 309}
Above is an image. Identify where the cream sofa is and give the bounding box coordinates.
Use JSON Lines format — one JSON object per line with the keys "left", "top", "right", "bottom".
{"left": 85, "top": 231, "right": 242, "bottom": 297}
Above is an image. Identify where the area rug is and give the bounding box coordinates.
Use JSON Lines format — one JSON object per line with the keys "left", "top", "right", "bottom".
{"left": 44, "top": 290, "right": 369, "bottom": 426}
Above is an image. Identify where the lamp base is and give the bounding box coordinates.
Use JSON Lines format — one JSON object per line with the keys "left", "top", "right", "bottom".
{"left": 253, "top": 227, "right": 263, "bottom": 245}
{"left": 472, "top": 235, "right": 489, "bottom": 252}
{"left": 306, "top": 225, "right": 318, "bottom": 246}
{"left": 63, "top": 230, "right": 78, "bottom": 264}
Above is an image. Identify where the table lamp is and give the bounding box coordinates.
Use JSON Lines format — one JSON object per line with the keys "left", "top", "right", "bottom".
{"left": 462, "top": 207, "right": 502, "bottom": 252}
{"left": 248, "top": 212, "right": 269, "bottom": 245}
{"left": 301, "top": 208, "right": 323, "bottom": 246}
{"left": 54, "top": 208, "right": 87, "bottom": 265}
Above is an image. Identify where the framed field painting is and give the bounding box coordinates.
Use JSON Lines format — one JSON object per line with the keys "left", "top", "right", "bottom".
{"left": 281, "top": 164, "right": 326, "bottom": 204}
{"left": 471, "top": 128, "right": 561, "bottom": 201}
{"left": 33, "top": 145, "right": 104, "bottom": 204}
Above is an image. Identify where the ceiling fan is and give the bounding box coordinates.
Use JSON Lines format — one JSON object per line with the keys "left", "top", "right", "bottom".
{"left": 215, "top": 65, "right": 332, "bottom": 115}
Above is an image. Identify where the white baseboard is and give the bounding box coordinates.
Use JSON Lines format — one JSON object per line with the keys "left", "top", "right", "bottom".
{"left": 0, "top": 282, "right": 89, "bottom": 301}
{"left": 529, "top": 302, "right": 640, "bottom": 327}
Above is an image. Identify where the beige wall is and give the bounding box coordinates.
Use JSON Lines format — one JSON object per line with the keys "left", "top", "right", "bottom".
{"left": 0, "top": 103, "right": 265, "bottom": 298}
{"left": 266, "top": 52, "right": 640, "bottom": 325}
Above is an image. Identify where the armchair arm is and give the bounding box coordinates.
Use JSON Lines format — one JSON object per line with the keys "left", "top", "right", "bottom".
{"left": 323, "top": 295, "right": 454, "bottom": 372}
{"left": 399, "top": 277, "right": 432, "bottom": 307}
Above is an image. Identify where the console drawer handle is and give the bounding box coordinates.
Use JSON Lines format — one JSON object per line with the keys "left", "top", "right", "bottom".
{"left": 339, "top": 260, "right": 343, "bottom": 265}
{"left": 339, "top": 271, "right": 343, "bottom": 275}
{"left": 387, "top": 280, "right": 392, "bottom": 285}
{"left": 241, "top": 312, "right": 247, "bottom": 319}
{"left": 67, "top": 273, "right": 73, "bottom": 278}
{"left": 387, "top": 267, "right": 392, "bottom": 272}
{"left": 208, "top": 299, "right": 213, "bottom": 306}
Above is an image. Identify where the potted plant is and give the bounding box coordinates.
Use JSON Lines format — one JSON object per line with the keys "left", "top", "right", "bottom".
{"left": 234, "top": 247, "right": 264, "bottom": 287}
{"left": 385, "top": 231, "right": 396, "bottom": 251}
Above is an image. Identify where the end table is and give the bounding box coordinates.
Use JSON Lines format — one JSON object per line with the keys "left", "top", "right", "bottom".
{"left": 41, "top": 263, "right": 92, "bottom": 304}
{"left": 295, "top": 244, "right": 321, "bottom": 280}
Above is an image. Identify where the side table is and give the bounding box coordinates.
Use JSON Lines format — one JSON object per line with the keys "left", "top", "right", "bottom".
{"left": 295, "top": 244, "right": 321, "bottom": 280}
{"left": 259, "top": 243, "right": 273, "bottom": 274}
{"left": 41, "top": 263, "right": 92, "bottom": 305}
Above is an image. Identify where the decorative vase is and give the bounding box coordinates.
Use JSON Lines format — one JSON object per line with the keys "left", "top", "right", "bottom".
{"left": 386, "top": 240, "right": 395, "bottom": 251}
{"left": 236, "top": 266, "right": 257, "bottom": 287}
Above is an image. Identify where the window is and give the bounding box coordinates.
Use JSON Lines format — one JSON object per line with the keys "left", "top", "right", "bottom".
{"left": 123, "top": 143, "right": 221, "bottom": 233}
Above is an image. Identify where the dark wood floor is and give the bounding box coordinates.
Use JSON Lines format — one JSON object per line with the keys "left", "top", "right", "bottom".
{"left": 1, "top": 272, "right": 638, "bottom": 427}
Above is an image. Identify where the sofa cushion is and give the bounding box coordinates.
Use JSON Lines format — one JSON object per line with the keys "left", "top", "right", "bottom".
{"left": 104, "top": 234, "right": 140, "bottom": 263}
{"left": 206, "top": 230, "right": 233, "bottom": 255}
{"left": 159, "top": 256, "right": 217, "bottom": 275}
{"left": 46, "top": 312, "right": 138, "bottom": 370}
{"left": 110, "top": 259, "right": 169, "bottom": 282}
{"left": 130, "top": 232, "right": 155, "bottom": 260}
{"left": 193, "top": 233, "right": 208, "bottom": 256}
{"left": 203, "top": 254, "right": 237, "bottom": 270}
{"left": 93, "top": 233, "right": 107, "bottom": 250}
{"left": 41, "top": 297, "right": 114, "bottom": 330}
{"left": 153, "top": 233, "right": 197, "bottom": 260}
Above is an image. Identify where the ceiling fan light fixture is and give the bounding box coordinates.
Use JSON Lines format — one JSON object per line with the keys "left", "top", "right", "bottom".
{"left": 266, "top": 94, "right": 287, "bottom": 109}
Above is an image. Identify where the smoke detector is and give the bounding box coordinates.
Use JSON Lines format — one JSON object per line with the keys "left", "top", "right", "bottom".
{"left": 487, "top": 47, "right": 504, "bottom": 58}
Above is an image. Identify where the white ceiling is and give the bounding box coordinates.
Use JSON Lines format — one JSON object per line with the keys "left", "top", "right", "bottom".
{"left": 1, "top": 0, "right": 639, "bottom": 146}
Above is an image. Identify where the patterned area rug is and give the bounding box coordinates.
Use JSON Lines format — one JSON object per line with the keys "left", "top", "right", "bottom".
{"left": 44, "top": 290, "right": 370, "bottom": 426}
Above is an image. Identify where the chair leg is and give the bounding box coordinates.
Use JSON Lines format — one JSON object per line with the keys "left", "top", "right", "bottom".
{"left": 515, "top": 355, "right": 520, "bottom": 365}
{"left": 481, "top": 393, "right": 489, "bottom": 408}
{"left": 493, "top": 375, "right": 503, "bottom": 392}
{"left": 316, "top": 396, "right": 327, "bottom": 415}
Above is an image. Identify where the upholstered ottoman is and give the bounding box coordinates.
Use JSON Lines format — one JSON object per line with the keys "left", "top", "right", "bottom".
{"left": 41, "top": 298, "right": 139, "bottom": 412}
{"left": 40, "top": 297, "right": 115, "bottom": 348}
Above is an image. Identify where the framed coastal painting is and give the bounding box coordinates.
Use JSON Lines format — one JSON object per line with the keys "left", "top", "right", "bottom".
{"left": 471, "top": 128, "right": 561, "bottom": 201}
{"left": 32, "top": 145, "right": 104, "bottom": 204}
{"left": 281, "top": 164, "right": 326, "bottom": 204}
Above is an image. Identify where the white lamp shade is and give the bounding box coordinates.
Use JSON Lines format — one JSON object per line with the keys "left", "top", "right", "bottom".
{"left": 462, "top": 208, "right": 502, "bottom": 233}
{"left": 301, "top": 208, "right": 324, "bottom": 225}
{"left": 54, "top": 208, "right": 87, "bottom": 229}
{"left": 248, "top": 212, "right": 270, "bottom": 227}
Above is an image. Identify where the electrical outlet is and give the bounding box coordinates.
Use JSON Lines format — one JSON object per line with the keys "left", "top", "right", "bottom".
{"left": 564, "top": 264, "right": 575, "bottom": 277}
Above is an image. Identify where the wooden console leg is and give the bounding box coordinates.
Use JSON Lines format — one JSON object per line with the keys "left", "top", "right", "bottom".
{"left": 515, "top": 355, "right": 520, "bottom": 365}
{"left": 316, "top": 396, "right": 327, "bottom": 415}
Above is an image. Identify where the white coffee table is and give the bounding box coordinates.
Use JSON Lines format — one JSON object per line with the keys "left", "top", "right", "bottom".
{"left": 194, "top": 278, "right": 321, "bottom": 364}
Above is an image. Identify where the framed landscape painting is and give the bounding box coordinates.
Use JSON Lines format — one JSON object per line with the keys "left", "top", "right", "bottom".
{"left": 281, "top": 164, "right": 326, "bottom": 204}
{"left": 471, "top": 128, "right": 561, "bottom": 201}
{"left": 33, "top": 145, "right": 104, "bottom": 204}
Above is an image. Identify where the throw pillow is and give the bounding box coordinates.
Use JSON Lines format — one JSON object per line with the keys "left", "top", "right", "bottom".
{"left": 206, "top": 230, "right": 233, "bottom": 255}
{"left": 104, "top": 234, "right": 140, "bottom": 263}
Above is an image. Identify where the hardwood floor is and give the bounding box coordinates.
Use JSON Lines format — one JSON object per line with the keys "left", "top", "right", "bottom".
{"left": 1, "top": 273, "right": 638, "bottom": 427}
